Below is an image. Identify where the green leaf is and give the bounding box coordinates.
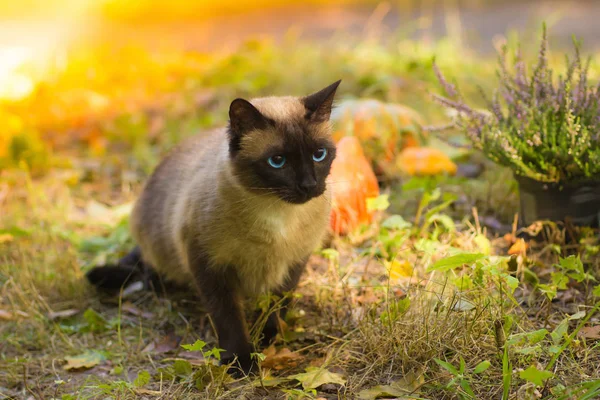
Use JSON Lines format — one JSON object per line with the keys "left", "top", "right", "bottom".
{"left": 173, "top": 360, "right": 192, "bottom": 377}
{"left": 569, "top": 311, "right": 586, "bottom": 320}
{"left": 538, "top": 284, "right": 557, "bottom": 301}
{"left": 520, "top": 366, "right": 553, "bottom": 387}
{"left": 434, "top": 358, "right": 459, "bottom": 376}
{"left": 204, "top": 347, "right": 223, "bottom": 361}
{"left": 82, "top": 308, "right": 109, "bottom": 333}
{"left": 551, "top": 319, "right": 569, "bottom": 345}
{"left": 593, "top": 284, "right": 600, "bottom": 298}
{"left": 381, "top": 215, "right": 412, "bottom": 230}
{"left": 502, "top": 346, "right": 511, "bottom": 400}
{"left": 288, "top": 367, "right": 346, "bottom": 390}
{"left": 181, "top": 340, "right": 206, "bottom": 352}
{"left": 473, "top": 360, "right": 491, "bottom": 374}
{"left": 459, "top": 379, "right": 475, "bottom": 397}
{"left": 366, "top": 194, "right": 390, "bottom": 212}
{"left": 427, "top": 213, "right": 456, "bottom": 231}
{"left": 504, "top": 275, "right": 520, "bottom": 292}
{"left": 321, "top": 248, "right": 339, "bottom": 261}
{"left": 551, "top": 272, "right": 569, "bottom": 290}
{"left": 558, "top": 255, "right": 583, "bottom": 272}
{"left": 428, "top": 253, "right": 486, "bottom": 272}
{"left": 134, "top": 370, "right": 150, "bottom": 388}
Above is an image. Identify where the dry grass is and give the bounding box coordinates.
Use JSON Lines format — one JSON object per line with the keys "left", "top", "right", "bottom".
{"left": 2, "top": 166, "right": 599, "bottom": 399}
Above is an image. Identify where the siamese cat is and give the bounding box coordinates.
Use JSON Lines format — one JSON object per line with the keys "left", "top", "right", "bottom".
{"left": 86, "top": 80, "right": 341, "bottom": 375}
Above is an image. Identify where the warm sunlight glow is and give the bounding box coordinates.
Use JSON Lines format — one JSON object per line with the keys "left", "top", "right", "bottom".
{"left": 0, "top": 47, "right": 35, "bottom": 100}
{"left": 0, "top": 0, "right": 104, "bottom": 100}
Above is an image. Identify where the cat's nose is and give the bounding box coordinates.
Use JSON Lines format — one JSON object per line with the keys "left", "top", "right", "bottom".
{"left": 299, "top": 179, "right": 317, "bottom": 193}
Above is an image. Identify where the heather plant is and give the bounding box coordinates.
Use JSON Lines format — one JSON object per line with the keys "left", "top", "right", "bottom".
{"left": 433, "top": 26, "right": 600, "bottom": 183}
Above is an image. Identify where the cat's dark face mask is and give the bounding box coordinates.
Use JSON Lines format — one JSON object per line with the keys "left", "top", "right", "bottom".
{"left": 227, "top": 81, "right": 340, "bottom": 204}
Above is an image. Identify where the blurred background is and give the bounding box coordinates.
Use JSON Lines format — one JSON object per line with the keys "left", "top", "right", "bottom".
{"left": 1, "top": 0, "right": 599, "bottom": 200}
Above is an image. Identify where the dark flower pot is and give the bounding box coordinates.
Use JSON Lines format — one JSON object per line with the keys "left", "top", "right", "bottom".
{"left": 516, "top": 176, "right": 600, "bottom": 228}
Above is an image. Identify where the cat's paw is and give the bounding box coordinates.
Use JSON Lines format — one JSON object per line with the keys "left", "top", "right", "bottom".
{"left": 221, "top": 353, "right": 258, "bottom": 378}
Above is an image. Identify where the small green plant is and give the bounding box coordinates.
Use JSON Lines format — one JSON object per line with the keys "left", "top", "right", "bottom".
{"left": 434, "top": 356, "right": 491, "bottom": 399}
{"left": 434, "top": 25, "right": 600, "bottom": 183}
{"left": 537, "top": 255, "right": 595, "bottom": 300}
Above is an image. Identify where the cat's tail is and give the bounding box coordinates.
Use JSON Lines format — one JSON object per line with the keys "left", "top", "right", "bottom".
{"left": 86, "top": 246, "right": 159, "bottom": 291}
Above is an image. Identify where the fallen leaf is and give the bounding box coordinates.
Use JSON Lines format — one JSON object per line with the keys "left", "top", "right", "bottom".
{"left": 134, "top": 389, "right": 162, "bottom": 396}
{"left": 385, "top": 259, "right": 413, "bottom": 281}
{"left": 122, "top": 302, "right": 154, "bottom": 319}
{"left": 578, "top": 326, "right": 600, "bottom": 340}
{"left": 63, "top": 350, "right": 106, "bottom": 371}
{"left": 0, "top": 310, "right": 13, "bottom": 320}
{"left": 358, "top": 370, "right": 424, "bottom": 399}
{"left": 288, "top": 367, "right": 345, "bottom": 390}
{"left": 142, "top": 331, "right": 182, "bottom": 354}
{"left": 261, "top": 346, "right": 303, "bottom": 370}
{"left": 0, "top": 234, "right": 13, "bottom": 243}
{"left": 508, "top": 239, "right": 529, "bottom": 255}
{"left": 48, "top": 309, "right": 80, "bottom": 320}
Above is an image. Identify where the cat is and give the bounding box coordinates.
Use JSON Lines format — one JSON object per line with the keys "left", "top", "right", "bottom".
{"left": 86, "top": 80, "right": 341, "bottom": 375}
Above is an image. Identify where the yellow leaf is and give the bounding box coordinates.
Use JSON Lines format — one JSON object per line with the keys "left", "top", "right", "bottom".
{"left": 474, "top": 234, "right": 491, "bottom": 255}
{"left": 0, "top": 234, "right": 13, "bottom": 244}
{"left": 508, "top": 239, "right": 529, "bottom": 255}
{"left": 385, "top": 259, "right": 413, "bottom": 280}
{"left": 63, "top": 351, "right": 106, "bottom": 371}
{"left": 288, "top": 367, "right": 346, "bottom": 390}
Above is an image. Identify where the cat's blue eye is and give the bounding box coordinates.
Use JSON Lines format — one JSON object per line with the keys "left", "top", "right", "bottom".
{"left": 268, "top": 155, "right": 286, "bottom": 168}
{"left": 312, "top": 148, "right": 328, "bottom": 162}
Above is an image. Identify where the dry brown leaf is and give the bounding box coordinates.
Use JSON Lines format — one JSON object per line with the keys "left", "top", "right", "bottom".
{"left": 508, "top": 239, "right": 529, "bottom": 255}
{"left": 0, "top": 310, "right": 13, "bottom": 320}
{"left": 135, "top": 388, "right": 163, "bottom": 396}
{"left": 578, "top": 326, "right": 600, "bottom": 340}
{"left": 142, "top": 331, "right": 182, "bottom": 354}
{"left": 261, "top": 346, "right": 303, "bottom": 370}
{"left": 309, "top": 357, "right": 327, "bottom": 367}
{"left": 122, "top": 302, "right": 154, "bottom": 319}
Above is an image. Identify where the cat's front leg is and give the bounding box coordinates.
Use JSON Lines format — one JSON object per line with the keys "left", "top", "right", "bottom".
{"left": 189, "top": 256, "right": 256, "bottom": 376}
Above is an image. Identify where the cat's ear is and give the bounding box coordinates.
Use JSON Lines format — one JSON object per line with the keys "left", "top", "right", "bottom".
{"left": 229, "top": 98, "right": 269, "bottom": 136}
{"left": 302, "top": 80, "right": 341, "bottom": 123}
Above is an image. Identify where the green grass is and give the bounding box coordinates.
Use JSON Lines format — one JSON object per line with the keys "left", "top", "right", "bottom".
{"left": 2, "top": 28, "right": 600, "bottom": 400}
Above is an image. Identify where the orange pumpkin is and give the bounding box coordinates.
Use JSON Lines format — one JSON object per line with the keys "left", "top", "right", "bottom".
{"left": 397, "top": 147, "right": 457, "bottom": 176}
{"left": 329, "top": 137, "right": 380, "bottom": 235}
{"left": 331, "top": 99, "right": 425, "bottom": 177}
